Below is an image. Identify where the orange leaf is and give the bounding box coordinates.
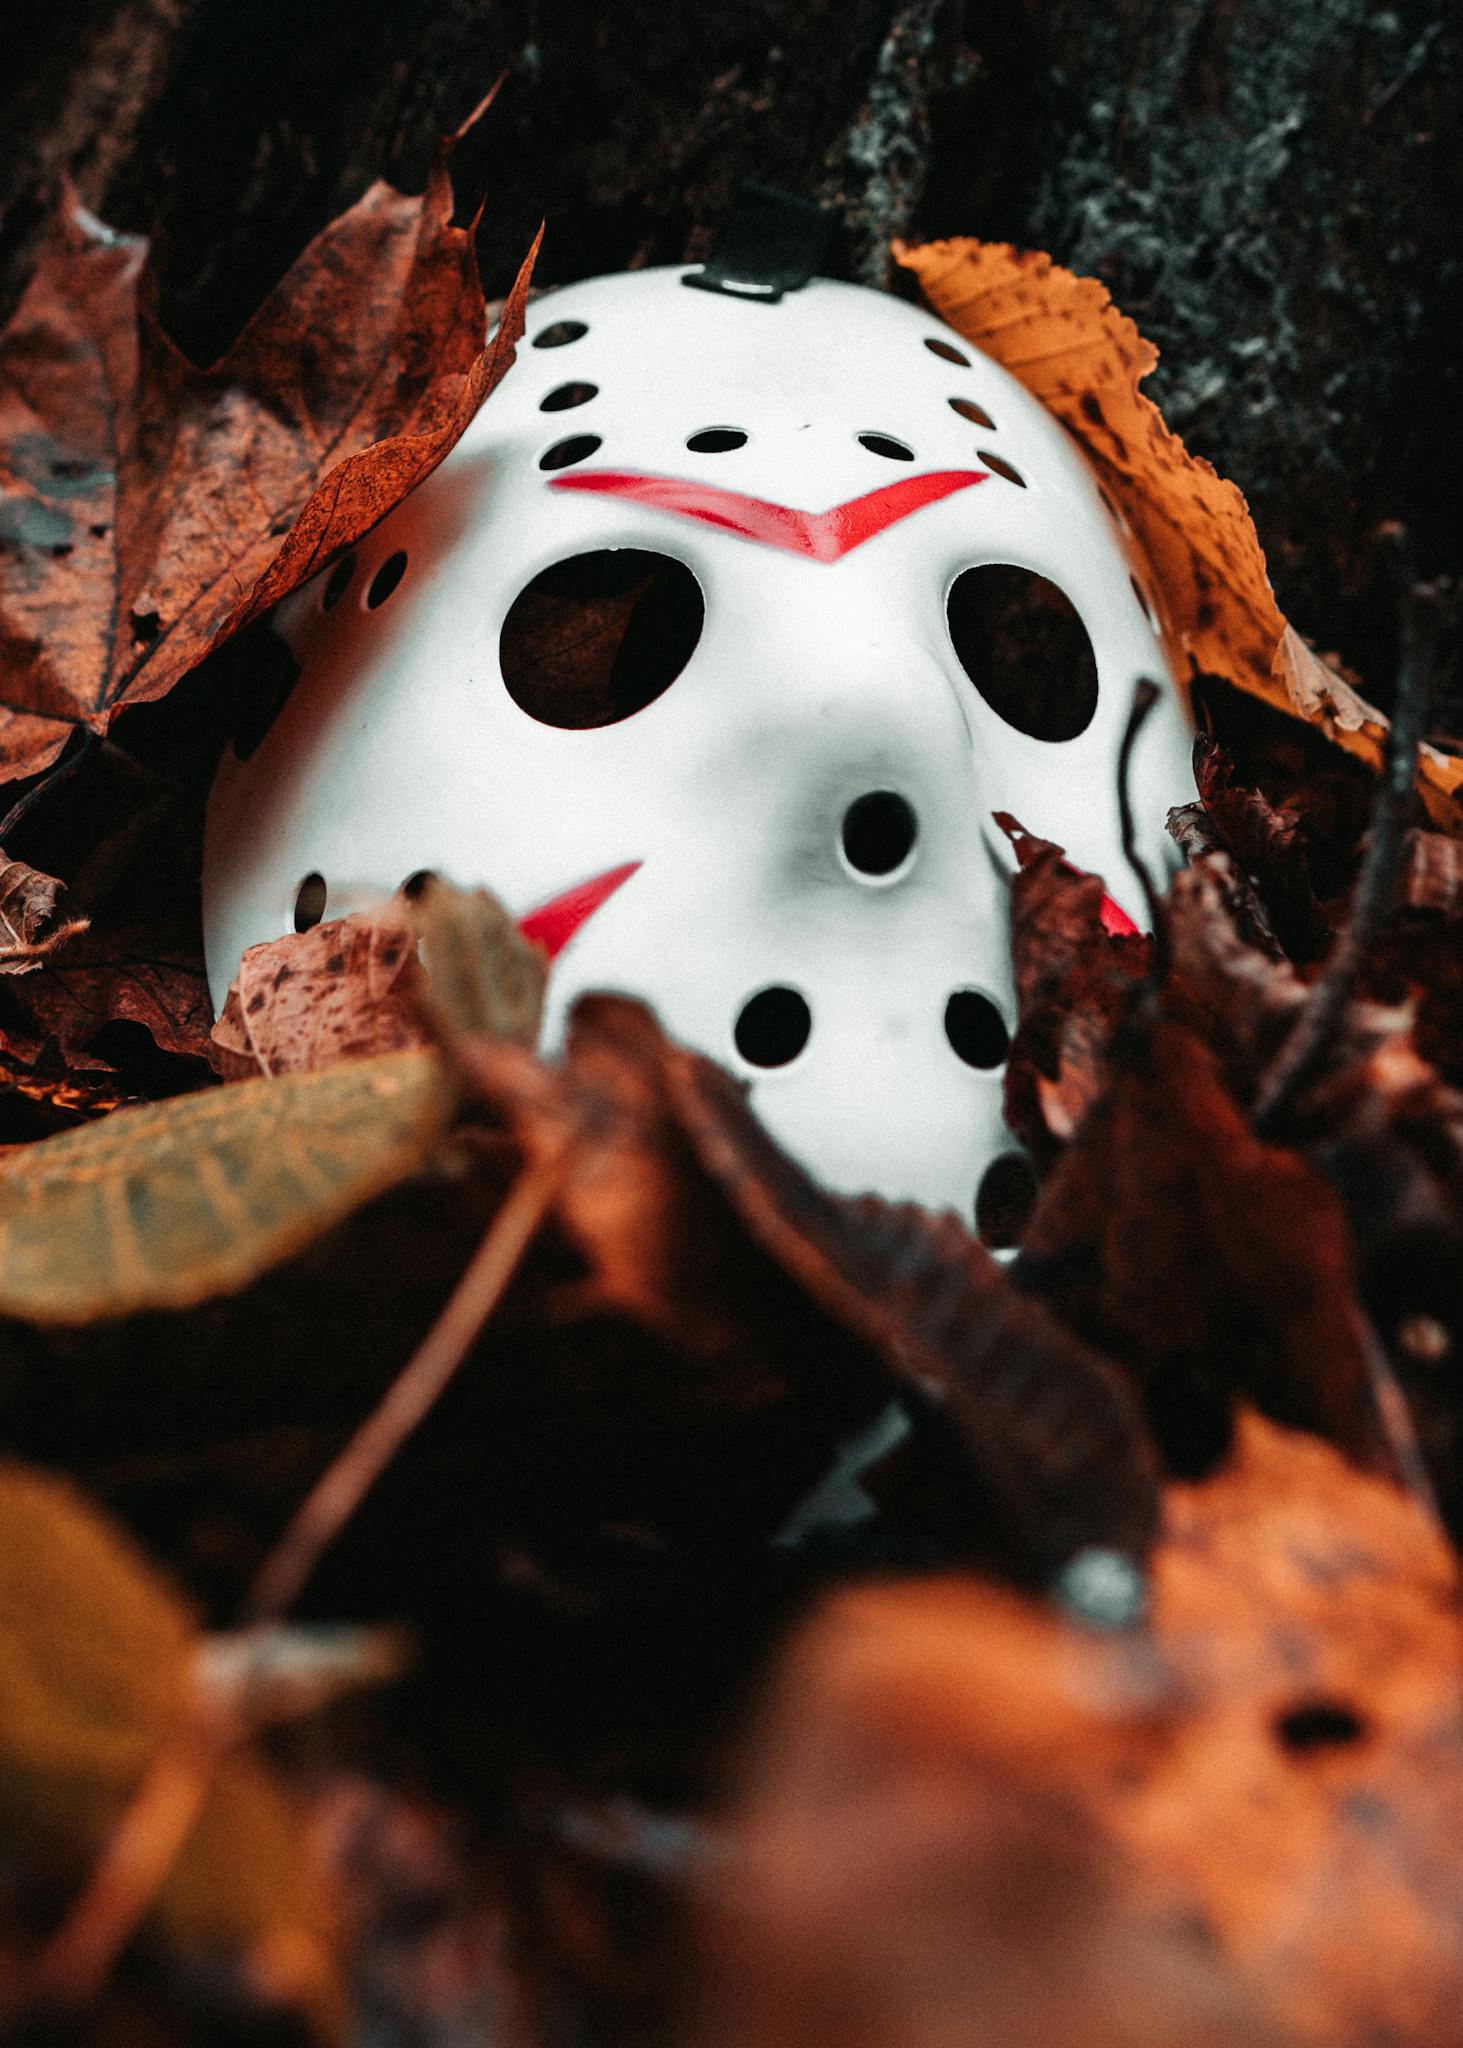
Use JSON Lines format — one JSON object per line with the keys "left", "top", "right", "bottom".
{"left": 895, "top": 238, "right": 1463, "bottom": 835}
{"left": 717, "top": 1414, "right": 1463, "bottom": 2047}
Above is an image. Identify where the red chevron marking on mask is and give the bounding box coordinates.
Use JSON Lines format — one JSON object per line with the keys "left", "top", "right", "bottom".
{"left": 548, "top": 467, "right": 987, "bottom": 561}
{"left": 518, "top": 860, "right": 641, "bottom": 961}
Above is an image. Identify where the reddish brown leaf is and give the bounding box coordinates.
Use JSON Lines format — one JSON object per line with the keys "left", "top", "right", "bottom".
{"left": 996, "top": 813, "right": 1149, "bottom": 1160}
{"left": 474, "top": 992, "right": 1160, "bottom": 1576}
{"left": 1021, "top": 1013, "right": 1381, "bottom": 1465}
{"left": 212, "top": 905, "right": 428, "bottom": 1081}
{"left": 12, "top": 915, "right": 215, "bottom": 1066}
{"left": 0, "top": 160, "right": 539, "bottom": 784}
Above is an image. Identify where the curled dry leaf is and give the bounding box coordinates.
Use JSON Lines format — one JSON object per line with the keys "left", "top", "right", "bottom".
{"left": 477, "top": 992, "right": 1160, "bottom": 1577}
{"left": 0, "top": 1457, "right": 341, "bottom": 2040}
{"left": 212, "top": 904, "right": 429, "bottom": 1080}
{"left": 895, "top": 238, "right": 1463, "bottom": 835}
{"left": 411, "top": 877, "right": 548, "bottom": 1053}
{"left": 0, "top": 849, "right": 86, "bottom": 973}
{"left": 709, "top": 1414, "right": 1463, "bottom": 2048}
{"left": 0, "top": 1048, "right": 447, "bottom": 1323}
{"left": 0, "top": 156, "right": 539, "bottom": 785}
{"left": 996, "top": 812, "right": 1149, "bottom": 1159}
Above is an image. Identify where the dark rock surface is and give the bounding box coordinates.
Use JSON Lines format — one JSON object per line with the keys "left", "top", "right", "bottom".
{"left": 1, "top": 0, "right": 1457, "bottom": 712}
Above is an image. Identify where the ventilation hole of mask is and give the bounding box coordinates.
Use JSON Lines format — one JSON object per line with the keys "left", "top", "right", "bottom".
{"left": 949, "top": 397, "right": 996, "bottom": 431}
{"left": 321, "top": 553, "right": 357, "bottom": 609}
{"left": 686, "top": 427, "right": 748, "bottom": 452}
{"left": 366, "top": 551, "right": 407, "bottom": 608}
{"left": 399, "top": 869, "right": 439, "bottom": 900}
{"left": 734, "top": 986, "right": 812, "bottom": 1068}
{"left": 858, "top": 432, "right": 915, "bottom": 462}
{"left": 533, "top": 319, "right": 588, "bottom": 348}
{"left": 500, "top": 548, "right": 704, "bottom": 729}
{"left": 293, "top": 872, "right": 328, "bottom": 932}
{"left": 1130, "top": 574, "right": 1158, "bottom": 629}
{"left": 975, "top": 1151, "right": 1038, "bottom": 1249}
{"left": 539, "top": 434, "right": 603, "bottom": 472}
{"left": 945, "top": 990, "right": 1010, "bottom": 1068}
{"left": 977, "top": 449, "right": 1026, "bottom": 488}
{"left": 841, "top": 791, "right": 917, "bottom": 877}
{"left": 540, "top": 381, "right": 598, "bottom": 412}
{"left": 925, "top": 337, "right": 971, "bottom": 366}
{"left": 946, "top": 564, "right": 1099, "bottom": 742}
{"left": 1274, "top": 1699, "right": 1367, "bottom": 1755}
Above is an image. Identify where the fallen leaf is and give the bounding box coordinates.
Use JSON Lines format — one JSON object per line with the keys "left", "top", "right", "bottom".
{"left": 213, "top": 904, "right": 428, "bottom": 1080}
{"left": 1019, "top": 1012, "right": 1381, "bottom": 1467}
{"left": 0, "top": 1047, "right": 448, "bottom": 1322}
{"left": 0, "top": 155, "right": 538, "bottom": 785}
{"left": 996, "top": 812, "right": 1149, "bottom": 1158}
{"left": 477, "top": 992, "right": 1160, "bottom": 1578}
{"left": 0, "top": 848, "right": 86, "bottom": 972}
{"left": 411, "top": 877, "right": 548, "bottom": 1052}
{"left": 0, "top": 1456, "right": 341, "bottom": 2040}
{"left": 711, "top": 1413, "right": 1463, "bottom": 2048}
{"left": 895, "top": 238, "right": 1463, "bottom": 834}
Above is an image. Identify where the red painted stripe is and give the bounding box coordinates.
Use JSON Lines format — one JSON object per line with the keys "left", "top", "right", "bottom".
{"left": 518, "top": 860, "right": 641, "bottom": 960}
{"left": 549, "top": 468, "right": 988, "bottom": 561}
{"left": 1098, "top": 892, "right": 1139, "bottom": 938}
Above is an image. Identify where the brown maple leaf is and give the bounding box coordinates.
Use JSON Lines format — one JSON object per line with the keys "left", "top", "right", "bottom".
{"left": 0, "top": 148, "right": 539, "bottom": 785}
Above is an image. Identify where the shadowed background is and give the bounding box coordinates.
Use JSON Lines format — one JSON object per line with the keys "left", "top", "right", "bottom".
{"left": 1, "top": 0, "right": 1458, "bottom": 712}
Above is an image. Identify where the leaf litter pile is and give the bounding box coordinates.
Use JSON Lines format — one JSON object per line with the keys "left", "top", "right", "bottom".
{"left": 2, "top": 130, "right": 1463, "bottom": 2048}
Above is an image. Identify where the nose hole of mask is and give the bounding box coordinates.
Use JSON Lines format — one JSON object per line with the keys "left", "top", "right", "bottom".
{"left": 858, "top": 432, "right": 915, "bottom": 462}
{"left": 840, "top": 791, "right": 917, "bottom": 877}
{"left": 540, "top": 381, "right": 598, "bottom": 411}
{"left": 686, "top": 427, "right": 748, "bottom": 452}
{"left": 975, "top": 1151, "right": 1038, "bottom": 1248}
{"left": 293, "top": 872, "right": 328, "bottom": 932}
{"left": 945, "top": 991, "right": 1010, "bottom": 1068}
{"left": 924, "top": 337, "right": 970, "bottom": 366}
{"left": 949, "top": 397, "right": 996, "bottom": 430}
{"left": 735, "top": 987, "right": 811, "bottom": 1068}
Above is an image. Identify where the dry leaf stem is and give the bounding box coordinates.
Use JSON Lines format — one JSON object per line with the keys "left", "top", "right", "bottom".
{"left": 245, "top": 1137, "right": 568, "bottom": 1623}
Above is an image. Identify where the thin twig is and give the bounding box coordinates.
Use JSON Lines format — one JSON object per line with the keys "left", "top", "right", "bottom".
{"left": 245, "top": 1139, "right": 568, "bottom": 1624}
{"left": 1117, "top": 677, "right": 1170, "bottom": 984}
{"left": 1253, "top": 561, "right": 1442, "bottom": 1134}
{"left": 1356, "top": 1306, "right": 1443, "bottom": 1519}
{"left": 21, "top": 1139, "right": 567, "bottom": 2020}
{"left": 22, "top": 1708, "right": 229, "bottom": 2013}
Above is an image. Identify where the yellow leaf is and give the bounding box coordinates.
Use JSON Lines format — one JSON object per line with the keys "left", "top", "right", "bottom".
{"left": 0, "top": 1048, "right": 448, "bottom": 1323}
{"left": 0, "top": 1458, "right": 341, "bottom": 2038}
{"left": 896, "top": 238, "right": 1463, "bottom": 835}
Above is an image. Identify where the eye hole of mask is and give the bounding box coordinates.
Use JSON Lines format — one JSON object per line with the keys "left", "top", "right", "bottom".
{"left": 500, "top": 549, "right": 705, "bottom": 729}
{"left": 945, "top": 564, "right": 1099, "bottom": 741}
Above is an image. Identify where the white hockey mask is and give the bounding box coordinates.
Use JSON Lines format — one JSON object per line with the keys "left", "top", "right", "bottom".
{"left": 204, "top": 263, "right": 1193, "bottom": 1233}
